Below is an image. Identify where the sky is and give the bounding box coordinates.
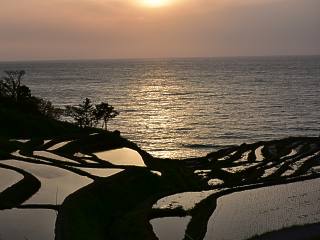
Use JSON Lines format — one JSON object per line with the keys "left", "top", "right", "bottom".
{"left": 0, "top": 0, "right": 319, "bottom": 61}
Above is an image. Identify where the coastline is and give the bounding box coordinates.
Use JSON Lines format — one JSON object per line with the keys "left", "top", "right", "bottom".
{"left": 0, "top": 93, "right": 319, "bottom": 239}
{"left": 2, "top": 55, "right": 319, "bottom": 159}
{"left": 1, "top": 124, "right": 320, "bottom": 239}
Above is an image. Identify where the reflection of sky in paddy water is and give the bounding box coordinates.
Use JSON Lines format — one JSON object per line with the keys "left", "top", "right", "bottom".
{"left": 151, "top": 216, "right": 191, "bottom": 240}
{"left": 153, "top": 190, "right": 218, "bottom": 211}
{"left": 47, "top": 140, "right": 72, "bottom": 151}
{"left": 0, "top": 147, "right": 139, "bottom": 240}
{"left": 205, "top": 178, "right": 320, "bottom": 240}
{"left": 34, "top": 151, "right": 78, "bottom": 163}
{"left": 95, "top": 148, "right": 146, "bottom": 167}
{"left": 1, "top": 160, "right": 93, "bottom": 205}
{"left": 0, "top": 167, "right": 23, "bottom": 192}
{"left": 76, "top": 167, "right": 123, "bottom": 177}
{"left": 0, "top": 209, "right": 56, "bottom": 240}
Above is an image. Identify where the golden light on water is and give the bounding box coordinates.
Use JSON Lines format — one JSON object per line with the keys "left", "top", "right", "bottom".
{"left": 140, "top": 0, "right": 171, "bottom": 8}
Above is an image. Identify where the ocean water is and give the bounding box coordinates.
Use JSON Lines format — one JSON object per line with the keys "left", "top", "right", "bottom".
{"left": 1, "top": 56, "right": 320, "bottom": 158}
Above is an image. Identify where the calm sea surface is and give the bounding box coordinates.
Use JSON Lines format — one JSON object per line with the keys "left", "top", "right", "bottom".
{"left": 1, "top": 56, "right": 320, "bottom": 158}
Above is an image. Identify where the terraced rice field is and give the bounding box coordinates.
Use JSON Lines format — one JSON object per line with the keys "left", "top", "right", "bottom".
{"left": 150, "top": 137, "right": 320, "bottom": 239}
{"left": 1, "top": 134, "right": 320, "bottom": 239}
{"left": 0, "top": 134, "right": 145, "bottom": 239}
{"left": 205, "top": 178, "right": 320, "bottom": 240}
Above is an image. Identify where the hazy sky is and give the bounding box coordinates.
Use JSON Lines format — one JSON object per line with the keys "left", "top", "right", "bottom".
{"left": 0, "top": 0, "right": 319, "bottom": 60}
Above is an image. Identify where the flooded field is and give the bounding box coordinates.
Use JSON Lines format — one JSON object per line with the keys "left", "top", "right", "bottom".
{"left": 94, "top": 148, "right": 146, "bottom": 167}
{"left": 76, "top": 167, "right": 123, "bottom": 178}
{"left": 0, "top": 209, "right": 56, "bottom": 239}
{"left": 205, "top": 178, "right": 320, "bottom": 240}
{"left": 1, "top": 160, "right": 93, "bottom": 204}
{"left": 1, "top": 135, "right": 320, "bottom": 239}
{"left": 0, "top": 136, "right": 147, "bottom": 240}
{"left": 153, "top": 190, "right": 218, "bottom": 211}
{"left": 0, "top": 168, "right": 23, "bottom": 192}
{"left": 151, "top": 217, "right": 191, "bottom": 240}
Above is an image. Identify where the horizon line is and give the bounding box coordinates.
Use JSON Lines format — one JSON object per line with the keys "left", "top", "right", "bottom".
{"left": 0, "top": 53, "right": 320, "bottom": 63}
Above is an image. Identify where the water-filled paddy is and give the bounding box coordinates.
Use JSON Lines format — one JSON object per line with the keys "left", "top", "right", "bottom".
{"left": 95, "top": 148, "right": 146, "bottom": 167}
{"left": 153, "top": 190, "right": 218, "bottom": 211}
{"left": 0, "top": 208, "right": 56, "bottom": 240}
{"left": 151, "top": 216, "right": 191, "bottom": 240}
{"left": 0, "top": 167, "right": 23, "bottom": 192}
{"left": 76, "top": 167, "right": 123, "bottom": 178}
{"left": 9, "top": 139, "right": 30, "bottom": 143}
{"left": 47, "top": 140, "right": 72, "bottom": 151}
{"left": 255, "top": 146, "right": 264, "bottom": 161}
{"left": 1, "top": 160, "right": 93, "bottom": 204}
{"left": 34, "top": 151, "right": 78, "bottom": 163}
{"left": 1, "top": 135, "right": 320, "bottom": 239}
{"left": 205, "top": 178, "right": 320, "bottom": 240}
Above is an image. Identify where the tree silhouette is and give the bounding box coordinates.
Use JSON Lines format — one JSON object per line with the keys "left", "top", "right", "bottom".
{"left": 0, "top": 70, "right": 62, "bottom": 121}
{"left": 1, "top": 70, "right": 26, "bottom": 101}
{"left": 94, "top": 102, "right": 119, "bottom": 130}
{"left": 66, "top": 98, "right": 95, "bottom": 128}
{"left": 17, "top": 85, "right": 31, "bottom": 102}
{"left": 36, "top": 98, "right": 62, "bottom": 119}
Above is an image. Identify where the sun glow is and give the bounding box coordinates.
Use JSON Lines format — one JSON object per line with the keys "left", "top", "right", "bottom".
{"left": 141, "top": 0, "right": 171, "bottom": 8}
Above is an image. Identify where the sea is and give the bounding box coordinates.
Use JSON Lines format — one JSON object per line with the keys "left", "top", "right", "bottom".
{"left": 1, "top": 56, "right": 319, "bottom": 158}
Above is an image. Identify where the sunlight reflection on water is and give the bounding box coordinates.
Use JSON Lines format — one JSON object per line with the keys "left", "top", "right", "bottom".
{"left": 1, "top": 56, "right": 320, "bottom": 158}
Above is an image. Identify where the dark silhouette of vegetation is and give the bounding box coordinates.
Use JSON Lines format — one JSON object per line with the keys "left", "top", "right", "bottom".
{"left": 0, "top": 70, "right": 62, "bottom": 119}
{"left": 17, "top": 85, "right": 31, "bottom": 101}
{"left": 65, "top": 98, "right": 119, "bottom": 130}
{"left": 66, "top": 98, "right": 119, "bottom": 130}
{"left": 65, "top": 98, "right": 96, "bottom": 128}
{"left": 0, "top": 71, "right": 118, "bottom": 137}
{"left": 0, "top": 70, "right": 25, "bottom": 101}
{"left": 0, "top": 70, "right": 78, "bottom": 138}
{"left": 36, "top": 98, "right": 62, "bottom": 119}
{"left": 94, "top": 102, "right": 119, "bottom": 130}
